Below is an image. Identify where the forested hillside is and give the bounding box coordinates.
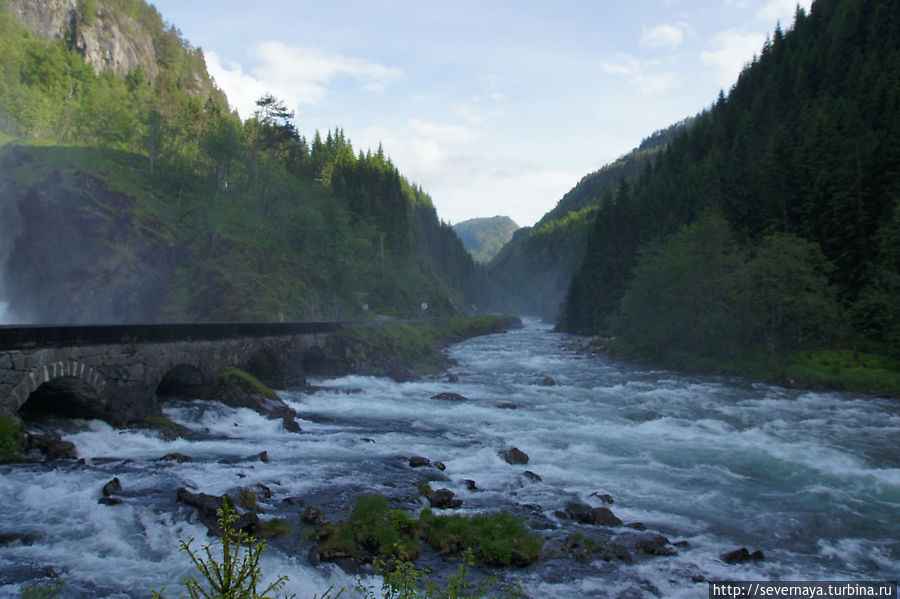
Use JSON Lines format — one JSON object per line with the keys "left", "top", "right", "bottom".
{"left": 452, "top": 216, "right": 519, "bottom": 263}
{"left": 486, "top": 122, "right": 686, "bottom": 320}
{"left": 0, "top": 0, "right": 485, "bottom": 323}
{"left": 560, "top": 0, "right": 900, "bottom": 375}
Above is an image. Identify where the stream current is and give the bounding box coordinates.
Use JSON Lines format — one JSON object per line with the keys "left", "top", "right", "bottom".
{"left": 1, "top": 319, "right": 898, "bottom": 597}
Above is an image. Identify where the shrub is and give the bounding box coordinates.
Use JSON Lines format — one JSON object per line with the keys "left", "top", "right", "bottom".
{"left": 0, "top": 415, "right": 22, "bottom": 463}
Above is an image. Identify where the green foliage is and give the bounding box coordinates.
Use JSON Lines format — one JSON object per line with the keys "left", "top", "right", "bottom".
{"left": 486, "top": 121, "right": 681, "bottom": 320}
{"left": 418, "top": 510, "right": 541, "bottom": 568}
{"left": 356, "top": 549, "right": 526, "bottom": 599}
{"left": 329, "top": 316, "right": 519, "bottom": 375}
{"left": 613, "top": 214, "right": 841, "bottom": 366}
{"left": 0, "top": 415, "right": 22, "bottom": 463}
{"left": 785, "top": 350, "right": 900, "bottom": 395}
{"left": 0, "top": 5, "right": 487, "bottom": 324}
{"left": 152, "top": 500, "right": 295, "bottom": 599}
{"left": 18, "top": 578, "right": 64, "bottom": 599}
{"left": 315, "top": 495, "right": 541, "bottom": 570}
{"left": 259, "top": 518, "right": 293, "bottom": 538}
{"left": 214, "top": 368, "right": 280, "bottom": 402}
{"left": 561, "top": 0, "right": 900, "bottom": 382}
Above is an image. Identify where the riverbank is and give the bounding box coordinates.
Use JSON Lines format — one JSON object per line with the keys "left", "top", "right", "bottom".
{"left": 576, "top": 336, "right": 900, "bottom": 398}
{"left": 311, "top": 315, "right": 523, "bottom": 381}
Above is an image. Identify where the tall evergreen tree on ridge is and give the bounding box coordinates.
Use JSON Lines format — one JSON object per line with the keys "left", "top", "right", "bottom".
{"left": 559, "top": 0, "right": 900, "bottom": 358}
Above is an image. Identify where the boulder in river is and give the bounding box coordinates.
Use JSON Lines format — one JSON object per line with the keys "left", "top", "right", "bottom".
{"left": 523, "top": 470, "right": 543, "bottom": 483}
{"left": 540, "top": 376, "right": 557, "bottom": 386}
{"left": 635, "top": 534, "right": 677, "bottom": 556}
{"left": 408, "top": 456, "right": 431, "bottom": 468}
{"left": 431, "top": 392, "right": 468, "bottom": 401}
{"left": 565, "top": 501, "right": 623, "bottom": 527}
{"left": 500, "top": 447, "right": 529, "bottom": 465}
{"left": 721, "top": 547, "right": 765, "bottom": 564}
{"left": 22, "top": 432, "right": 77, "bottom": 460}
{"left": 176, "top": 488, "right": 260, "bottom": 537}
{"left": 422, "top": 486, "right": 463, "bottom": 509}
{"left": 102, "top": 477, "right": 122, "bottom": 497}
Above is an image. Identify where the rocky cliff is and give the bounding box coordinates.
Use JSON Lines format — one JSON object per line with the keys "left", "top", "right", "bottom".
{"left": 0, "top": 145, "right": 180, "bottom": 324}
{"left": 4, "top": 0, "right": 217, "bottom": 96}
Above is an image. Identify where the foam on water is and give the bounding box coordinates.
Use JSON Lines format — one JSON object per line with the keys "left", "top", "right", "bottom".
{"left": 1, "top": 319, "right": 898, "bottom": 597}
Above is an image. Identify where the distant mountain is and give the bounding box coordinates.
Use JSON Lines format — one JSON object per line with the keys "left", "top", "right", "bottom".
{"left": 453, "top": 216, "right": 519, "bottom": 263}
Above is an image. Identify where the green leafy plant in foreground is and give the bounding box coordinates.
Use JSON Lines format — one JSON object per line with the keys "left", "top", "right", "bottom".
{"left": 151, "top": 500, "right": 314, "bottom": 599}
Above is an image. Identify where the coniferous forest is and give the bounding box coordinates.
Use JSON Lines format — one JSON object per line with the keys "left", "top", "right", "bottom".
{"left": 557, "top": 0, "right": 900, "bottom": 383}
{"left": 0, "top": 0, "right": 898, "bottom": 392}
{"left": 0, "top": 0, "right": 485, "bottom": 323}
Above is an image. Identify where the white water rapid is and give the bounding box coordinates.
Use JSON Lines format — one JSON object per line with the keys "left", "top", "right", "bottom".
{"left": 1, "top": 320, "right": 898, "bottom": 597}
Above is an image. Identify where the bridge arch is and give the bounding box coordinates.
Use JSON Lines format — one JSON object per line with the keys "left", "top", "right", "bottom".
{"left": 10, "top": 360, "right": 107, "bottom": 418}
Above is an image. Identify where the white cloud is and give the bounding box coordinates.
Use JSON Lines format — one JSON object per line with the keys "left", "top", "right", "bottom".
{"left": 755, "top": 0, "right": 813, "bottom": 25}
{"left": 700, "top": 29, "right": 766, "bottom": 90}
{"left": 640, "top": 24, "right": 685, "bottom": 49}
{"left": 601, "top": 54, "right": 681, "bottom": 95}
{"left": 205, "top": 43, "right": 403, "bottom": 119}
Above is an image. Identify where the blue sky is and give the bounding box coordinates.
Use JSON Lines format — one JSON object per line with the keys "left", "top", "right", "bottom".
{"left": 150, "top": 0, "right": 812, "bottom": 226}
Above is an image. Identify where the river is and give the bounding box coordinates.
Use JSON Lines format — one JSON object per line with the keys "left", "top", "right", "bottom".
{"left": 1, "top": 319, "right": 898, "bottom": 597}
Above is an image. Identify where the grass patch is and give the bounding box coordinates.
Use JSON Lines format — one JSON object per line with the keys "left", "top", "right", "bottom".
{"left": 213, "top": 367, "right": 279, "bottom": 401}
{"left": 315, "top": 494, "right": 541, "bottom": 568}
{"left": 785, "top": 349, "right": 900, "bottom": 395}
{"left": 419, "top": 509, "right": 542, "bottom": 567}
{"left": 259, "top": 518, "right": 292, "bottom": 538}
{"left": 0, "top": 415, "right": 22, "bottom": 463}
{"left": 330, "top": 315, "right": 521, "bottom": 375}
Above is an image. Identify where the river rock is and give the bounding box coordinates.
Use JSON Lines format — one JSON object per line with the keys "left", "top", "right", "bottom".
{"left": 590, "top": 492, "right": 614, "bottom": 504}
{"left": 424, "top": 487, "right": 463, "bottom": 509}
{"left": 635, "top": 534, "right": 677, "bottom": 556}
{"left": 159, "top": 452, "right": 193, "bottom": 463}
{"left": 176, "top": 488, "right": 260, "bottom": 537}
{"left": 102, "top": 477, "right": 122, "bottom": 497}
{"left": 565, "top": 501, "right": 623, "bottom": 526}
{"left": 98, "top": 497, "right": 123, "bottom": 506}
{"left": 447, "top": 373, "right": 460, "bottom": 383}
{"left": 500, "top": 447, "right": 529, "bottom": 465}
{"left": 721, "top": 547, "right": 765, "bottom": 564}
{"left": 540, "top": 376, "right": 557, "bottom": 386}
{"left": 498, "top": 402, "right": 518, "bottom": 409}
{"left": 219, "top": 451, "right": 269, "bottom": 464}
{"left": 523, "top": 470, "right": 543, "bottom": 483}
{"left": 464, "top": 479, "right": 477, "bottom": 491}
{"left": 409, "top": 456, "right": 431, "bottom": 468}
{"left": 431, "top": 392, "right": 468, "bottom": 401}
{"left": 22, "top": 433, "right": 77, "bottom": 460}
{"left": 302, "top": 505, "right": 326, "bottom": 525}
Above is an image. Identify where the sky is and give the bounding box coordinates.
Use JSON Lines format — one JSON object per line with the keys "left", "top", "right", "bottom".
{"left": 149, "top": 0, "right": 812, "bottom": 227}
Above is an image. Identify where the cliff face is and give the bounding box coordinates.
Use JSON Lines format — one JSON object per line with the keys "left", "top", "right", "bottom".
{"left": 0, "top": 145, "right": 180, "bottom": 324}
{"left": 5, "top": 0, "right": 160, "bottom": 80}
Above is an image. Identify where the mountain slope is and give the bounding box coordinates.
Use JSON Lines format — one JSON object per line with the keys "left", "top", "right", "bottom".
{"left": 560, "top": 0, "right": 900, "bottom": 366}
{"left": 452, "top": 216, "right": 519, "bottom": 263}
{"left": 485, "top": 122, "right": 686, "bottom": 321}
{"left": 0, "top": 1, "right": 485, "bottom": 323}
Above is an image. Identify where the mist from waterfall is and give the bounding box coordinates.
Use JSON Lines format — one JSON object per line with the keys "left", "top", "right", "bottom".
{"left": 0, "top": 178, "right": 22, "bottom": 325}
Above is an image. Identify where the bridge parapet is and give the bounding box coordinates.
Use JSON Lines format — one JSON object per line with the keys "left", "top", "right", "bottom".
{"left": 0, "top": 322, "right": 341, "bottom": 422}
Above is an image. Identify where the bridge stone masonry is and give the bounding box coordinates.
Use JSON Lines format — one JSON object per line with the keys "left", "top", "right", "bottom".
{"left": 0, "top": 322, "right": 340, "bottom": 426}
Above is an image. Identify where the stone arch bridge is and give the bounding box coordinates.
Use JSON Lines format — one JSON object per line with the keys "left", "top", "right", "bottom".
{"left": 0, "top": 322, "right": 340, "bottom": 425}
